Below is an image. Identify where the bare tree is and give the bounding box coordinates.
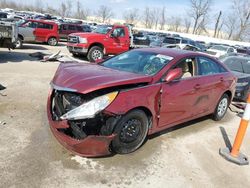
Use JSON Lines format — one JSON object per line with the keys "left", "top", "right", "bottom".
{"left": 169, "top": 16, "right": 182, "bottom": 32}
{"left": 142, "top": 7, "right": 160, "bottom": 29}
{"left": 224, "top": 14, "right": 237, "bottom": 39}
{"left": 196, "top": 16, "right": 209, "bottom": 35}
{"left": 184, "top": 17, "right": 191, "bottom": 33}
{"left": 232, "top": 0, "right": 250, "bottom": 41}
{"left": 75, "top": 0, "right": 89, "bottom": 20}
{"left": 159, "top": 6, "right": 167, "bottom": 30}
{"left": 123, "top": 8, "right": 139, "bottom": 25}
{"left": 59, "top": 2, "right": 67, "bottom": 17}
{"left": 142, "top": 7, "right": 151, "bottom": 28}
{"left": 188, "top": 0, "right": 212, "bottom": 34}
{"left": 213, "top": 11, "right": 222, "bottom": 37}
{"left": 96, "top": 5, "right": 113, "bottom": 23}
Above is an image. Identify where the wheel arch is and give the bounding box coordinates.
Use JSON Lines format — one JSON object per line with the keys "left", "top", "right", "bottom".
{"left": 18, "top": 34, "right": 24, "bottom": 40}
{"left": 122, "top": 106, "right": 153, "bottom": 129}
{"left": 88, "top": 42, "right": 105, "bottom": 52}
{"left": 224, "top": 90, "right": 232, "bottom": 101}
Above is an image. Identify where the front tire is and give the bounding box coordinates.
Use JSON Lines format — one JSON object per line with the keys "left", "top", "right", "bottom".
{"left": 212, "top": 94, "right": 229, "bottom": 121}
{"left": 47, "top": 37, "right": 58, "bottom": 46}
{"left": 87, "top": 46, "right": 104, "bottom": 62}
{"left": 111, "top": 110, "right": 149, "bottom": 154}
{"left": 15, "top": 37, "right": 23, "bottom": 49}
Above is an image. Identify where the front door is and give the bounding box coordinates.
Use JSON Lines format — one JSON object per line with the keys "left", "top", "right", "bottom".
{"left": 158, "top": 57, "right": 212, "bottom": 127}
{"left": 107, "top": 27, "right": 130, "bottom": 54}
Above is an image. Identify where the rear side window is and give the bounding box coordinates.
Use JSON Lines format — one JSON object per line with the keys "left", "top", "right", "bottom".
{"left": 68, "top": 25, "right": 76, "bottom": 30}
{"left": 37, "top": 23, "right": 53, "bottom": 30}
{"left": 76, "top": 26, "right": 83, "bottom": 31}
{"left": 198, "top": 57, "right": 227, "bottom": 76}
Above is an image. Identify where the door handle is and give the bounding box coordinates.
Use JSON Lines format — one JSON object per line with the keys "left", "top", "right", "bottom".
{"left": 194, "top": 84, "right": 201, "bottom": 90}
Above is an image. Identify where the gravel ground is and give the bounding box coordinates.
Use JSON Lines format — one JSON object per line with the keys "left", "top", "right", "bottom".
{"left": 0, "top": 43, "right": 250, "bottom": 188}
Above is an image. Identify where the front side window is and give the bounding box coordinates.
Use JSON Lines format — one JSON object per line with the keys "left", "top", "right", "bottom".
{"left": 101, "top": 51, "right": 173, "bottom": 75}
{"left": 174, "top": 57, "right": 197, "bottom": 79}
{"left": 112, "top": 28, "right": 125, "bottom": 37}
{"left": 198, "top": 57, "right": 226, "bottom": 76}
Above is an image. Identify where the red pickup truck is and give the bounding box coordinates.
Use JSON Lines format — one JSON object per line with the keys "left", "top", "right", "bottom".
{"left": 67, "top": 25, "right": 136, "bottom": 62}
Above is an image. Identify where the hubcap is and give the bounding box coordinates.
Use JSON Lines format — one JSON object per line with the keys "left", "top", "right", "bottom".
{"left": 49, "top": 38, "right": 57, "bottom": 46}
{"left": 92, "top": 49, "right": 102, "bottom": 60}
{"left": 217, "top": 98, "right": 228, "bottom": 117}
{"left": 120, "top": 119, "right": 141, "bottom": 143}
{"left": 16, "top": 40, "right": 21, "bottom": 48}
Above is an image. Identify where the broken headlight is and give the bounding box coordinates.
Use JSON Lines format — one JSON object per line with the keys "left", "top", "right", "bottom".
{"left": 60, "top": 91, "right": 118, "bottom": 120}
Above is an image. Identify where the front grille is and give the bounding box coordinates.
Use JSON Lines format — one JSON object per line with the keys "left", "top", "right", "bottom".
{"left": 0, "top": 25, "right": 11, "bottom": 38}
{"left": 68, "top": 35, "right": 79, "bottom": 43}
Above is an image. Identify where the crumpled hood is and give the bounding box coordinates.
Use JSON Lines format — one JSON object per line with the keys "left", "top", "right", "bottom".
{"left": 52, "top": 63, "right": 153, "bottom": 94}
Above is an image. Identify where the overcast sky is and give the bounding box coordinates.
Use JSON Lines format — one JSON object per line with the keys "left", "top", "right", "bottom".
{"left": 15, "top": 0, "right": 233, "bottom": 19}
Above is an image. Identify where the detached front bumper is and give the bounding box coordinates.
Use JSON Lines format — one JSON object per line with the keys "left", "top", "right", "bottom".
{"left": 47, "top": 92, "right": 116, "bottom": 157}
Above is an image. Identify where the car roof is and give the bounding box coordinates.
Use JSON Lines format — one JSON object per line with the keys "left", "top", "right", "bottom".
{"left": 27, "top": 19, "right": 57, "bottom": 25}
{"left": 135, "top": 48, "right": 203, "bottom": 58}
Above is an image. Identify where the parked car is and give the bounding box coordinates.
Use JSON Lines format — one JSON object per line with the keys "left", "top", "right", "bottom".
{"left": 133, "top": 32, "right": 150, "bottom": 46}
{"left": 16, "top": 19, "right": 59, "bottom": 48}
{"left": 162, "top": 37, "right": 202, "bottom": 51}
{"left": 47, "top": 48, "right": 236, "bottom": 157}
{"left": 0, "top": 20, "right": 18, "bottom": 49}
{"left": 206, "top": 45, "right": 236, "bottom": 58}
{"left": 0, "top": 12, "right": 8, "bottom": 19}
{"left": 59, "top": 23, "right": 91, "bottom": 40}
{"left": 220, "top": 55, "right": 250, "bottom": 102}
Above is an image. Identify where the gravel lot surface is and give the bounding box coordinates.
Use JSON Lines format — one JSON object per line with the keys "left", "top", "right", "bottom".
{"left": 0, "top": 43, "right": 250, "bottom": 188}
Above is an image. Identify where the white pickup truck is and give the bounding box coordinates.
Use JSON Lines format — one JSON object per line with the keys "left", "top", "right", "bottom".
{"left": 0, "top": 20, "right": 18, "bottom": 49}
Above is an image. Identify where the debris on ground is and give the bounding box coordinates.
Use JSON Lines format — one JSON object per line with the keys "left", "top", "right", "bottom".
{"left": 29, "top": 51, "right": 80, "bottom": 63}
{"left": 0, "top": 84, "right": 7, "bottom": 96}
{"left": 0, "top": 121, "right": 6, "bottom": 126}
{"left": 0, "top": 84, "right": 6, "bottom": 90}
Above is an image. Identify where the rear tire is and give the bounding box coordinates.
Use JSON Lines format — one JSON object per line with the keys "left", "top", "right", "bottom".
{"left": 111, "top": 110, "right": 149, "bottom": 154}
{"left": 87, "top": 46, "right": 104, "bottom": 62}
{"left": 47, "top": 37, "right": 58, "bottom": 46}
{"left": 212, "top": 94, "right": 229, "bottom": 121}
{"left": 15, "top": 37, "right": 23, "bottom": 49}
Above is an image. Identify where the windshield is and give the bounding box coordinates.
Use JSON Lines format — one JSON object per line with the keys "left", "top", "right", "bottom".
{"left": 101, "top": 50, "right": 173, "bottom": 75}
{"left": 93, "top": 25, "right": 112, "bottom": 34}
{"left": 222, "top": 57, "right": 250, "bottom": 74}
{"left": 210, "top": 45, "right": 228, "bottom": 51}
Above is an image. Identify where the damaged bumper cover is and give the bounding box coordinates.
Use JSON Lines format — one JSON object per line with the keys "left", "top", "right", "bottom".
{"left": 47, "top": 91, "right": 116, "bottom": 157}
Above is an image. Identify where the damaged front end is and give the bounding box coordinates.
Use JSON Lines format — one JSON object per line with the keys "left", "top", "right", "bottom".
{"left": 47, "top": 86, "right": 121, "bottom": 157}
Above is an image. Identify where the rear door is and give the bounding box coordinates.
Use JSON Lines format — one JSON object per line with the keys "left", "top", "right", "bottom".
{"left": 35, "top": 22, "right": 53, "bottom": 42}
{"left": 197, "top": 56, "right": 229, "bottom": 107}
{"left": 107, "top": 27, "right": 130, "bottom": 54}
{"left": 158, "top": 56, "right": 213, "bottom": 127}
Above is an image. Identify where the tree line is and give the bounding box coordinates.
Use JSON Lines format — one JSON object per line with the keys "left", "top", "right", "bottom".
{"left": 0, "top": 0, "right": 249, "bottom": 42}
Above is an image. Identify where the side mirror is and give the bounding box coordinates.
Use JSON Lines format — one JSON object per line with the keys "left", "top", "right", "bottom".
{"left": 164, "top": 68, "right": 182, "bottom": 83}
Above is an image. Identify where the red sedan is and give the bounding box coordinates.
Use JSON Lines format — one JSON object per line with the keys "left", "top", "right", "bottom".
{"left": 47, "top": 48, "right": 236, "bottom": 157}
